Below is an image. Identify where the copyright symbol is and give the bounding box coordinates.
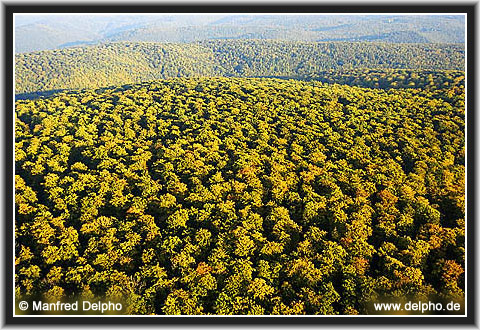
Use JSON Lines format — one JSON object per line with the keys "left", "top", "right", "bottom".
{"left": 18, "top": 301, "right": 28, "bottom": 311}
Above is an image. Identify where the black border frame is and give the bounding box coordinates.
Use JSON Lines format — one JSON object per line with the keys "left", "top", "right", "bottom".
{"left": 3, "top": 3, "right": 476, "bottom": 326}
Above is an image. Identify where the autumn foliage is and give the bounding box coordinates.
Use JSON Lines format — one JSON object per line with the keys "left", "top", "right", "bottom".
{"left": 15, "top": 75, "right": 465, "bottom": 314}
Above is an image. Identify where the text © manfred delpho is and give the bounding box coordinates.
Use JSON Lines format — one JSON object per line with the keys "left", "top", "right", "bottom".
{"left": 20, "top": 300, "right": 122, "bottom": 313}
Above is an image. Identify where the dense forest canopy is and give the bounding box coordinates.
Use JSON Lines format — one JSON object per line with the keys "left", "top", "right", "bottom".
{"left": 14, "top": 12, "right": 467, "bottom": 316}
{"left": 15, "top": 77, "right": 465, "bottom": 314}
{"left": 15, "top": 40, "right": 464, "bottom": 95}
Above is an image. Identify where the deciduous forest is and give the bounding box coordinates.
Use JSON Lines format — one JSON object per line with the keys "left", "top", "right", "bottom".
{"left": 14, "top": 19, "right": 466, "bottom": 316}
{"left": 16, "top": 41, "right": 464, "bottom": 95}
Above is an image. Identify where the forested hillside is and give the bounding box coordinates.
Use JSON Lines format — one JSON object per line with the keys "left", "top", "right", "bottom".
{"left": 15, "top": 40, "right": 464, "bottom": 95}
{"left": 15, "top": 77, "right": 465, "bottom": 314}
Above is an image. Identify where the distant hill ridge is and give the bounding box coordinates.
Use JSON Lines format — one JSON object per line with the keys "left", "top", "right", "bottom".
{"left": 15, "top": 14, "right": 465, "bottom": 53}
{"left": 15, "top": 40, "right": 465, "bottom": 94}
